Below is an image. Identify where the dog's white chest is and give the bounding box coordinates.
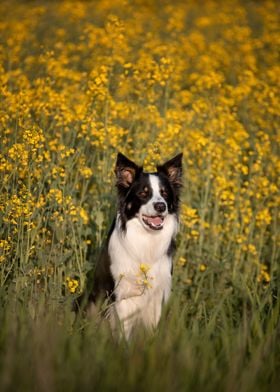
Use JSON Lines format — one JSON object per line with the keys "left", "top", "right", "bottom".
{"left": 108, "top": 214, "right": 177, "bottom": 337}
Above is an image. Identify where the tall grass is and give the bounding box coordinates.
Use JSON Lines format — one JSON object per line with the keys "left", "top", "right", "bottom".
{"left": 0, "top": 0, "right": 279, "bottom": 391}
{"left": 1, "top": 276, "right": 279, "bottom": 392}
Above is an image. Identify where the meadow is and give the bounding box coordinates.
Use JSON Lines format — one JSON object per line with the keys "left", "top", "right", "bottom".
{"left": 0, "top": 0, "right": 279, "bottom": 391}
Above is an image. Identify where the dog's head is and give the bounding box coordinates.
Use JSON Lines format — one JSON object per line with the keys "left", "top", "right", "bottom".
{"left": 115, "top": 152, "right": 183, "bottom": 231}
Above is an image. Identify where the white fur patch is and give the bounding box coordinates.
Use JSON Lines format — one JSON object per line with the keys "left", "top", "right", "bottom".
{"left": 108, "top": 211, "right": 178, "bottom": 338}
{"left": 139, "top": 174, "right": 167, "bottom": 217}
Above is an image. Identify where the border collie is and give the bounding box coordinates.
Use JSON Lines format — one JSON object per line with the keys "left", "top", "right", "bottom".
{"left": 81, "top": 152, "right": 183, "bottom": 338}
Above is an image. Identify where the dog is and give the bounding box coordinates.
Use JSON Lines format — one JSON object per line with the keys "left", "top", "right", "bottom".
{"left": 80, "top": 152, "right": 183, "bottom": 339}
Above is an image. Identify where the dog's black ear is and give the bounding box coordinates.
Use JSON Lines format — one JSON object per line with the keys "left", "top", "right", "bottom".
{"left": 115, "top": 153, "right": 142, "bottom": 188}
{"left": 157, "top": 153, "right": 183, "bottom": 187}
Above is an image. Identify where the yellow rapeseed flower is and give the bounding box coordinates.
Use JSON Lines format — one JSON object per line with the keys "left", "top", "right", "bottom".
{"left": 0, "top": 0, "right": 278, "bottom": 300}
{"left": 178, "top": 256, "right": 187, "bottom": 267}
{"left": 139, "top": 263, "right": 150, "bottom": 274}
{"left": 66, "top": 277, "right": 79, "bottom": 294}
{"left": 199, "top": 264, "right": 207, "bottom": 272}
{"left": 257, "top": 264, "right": 271, "bottom": 284}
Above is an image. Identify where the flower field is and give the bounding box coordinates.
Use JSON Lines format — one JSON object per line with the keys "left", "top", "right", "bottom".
{"left": 0, "top": 0, "right": 279, "bottom": 391}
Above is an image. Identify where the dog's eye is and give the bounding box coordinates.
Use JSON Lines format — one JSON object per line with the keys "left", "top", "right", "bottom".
{"left": 138, "top": 191, "right": 148, "bottom": 198}
{"left": 160, "top": 189, "right": 168, "bottom": 198}
{"left": 138, "top": 188, "right": 149, "bottom": 198}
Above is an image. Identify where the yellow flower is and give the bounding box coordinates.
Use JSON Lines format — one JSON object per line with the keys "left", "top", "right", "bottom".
{"left": 256, "top": 208, "right": 272, "bottom": 227}
{"left": 199, "top": 264, "right": 207, "bottom": 272}
{"left": 79, "top": 208, "right": 89, "bottom": 225}
{"left": 178, "top": 257, "right": 187, "bottom": 267}
{"left": 139, "top": 263, "right": 150, "bottom": 274}
{"left": 0, "top": 239, "right": 11, "bottom": 251}
{"left": 181, "top": 205, "right": 199, "bottom": 226}
{"left": 66, "top": 277, "right": 79, "bottom": 294}
{"left": 257, "top": 264, "right": 270, "bottom": 284}
{"left": 48, "top": 189, "right": 63, "bottom": 205}
{"left": 79, "top": 166, "right": 93, "bottom": 179}
{"left": 142, "top": 279, "right": 153, "bottom": 289}
{"left": 137, "top": 263, "right": 153, "bottom": 290}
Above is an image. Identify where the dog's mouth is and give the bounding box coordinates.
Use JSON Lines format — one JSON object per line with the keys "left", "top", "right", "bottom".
{"left": 141, "top": 214, "right": 165, "bottom": 230}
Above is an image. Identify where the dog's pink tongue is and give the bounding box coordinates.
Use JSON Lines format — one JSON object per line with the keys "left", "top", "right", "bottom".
{"left": 148, "top": 216, "right": 162, "bottom": 226}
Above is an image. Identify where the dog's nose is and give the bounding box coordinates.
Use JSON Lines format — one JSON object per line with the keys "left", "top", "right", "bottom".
{"left": 153, "top": 202, "right": 166, "bottom": 213}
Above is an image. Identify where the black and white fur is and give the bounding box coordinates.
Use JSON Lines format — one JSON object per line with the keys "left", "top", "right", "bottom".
{"left": 84, "top": 152, "right": 183, "bottom": 338}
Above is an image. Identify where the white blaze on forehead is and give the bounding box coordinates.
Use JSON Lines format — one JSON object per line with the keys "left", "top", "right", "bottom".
{"left": 149, "top": 174, "right": 162, "bottom": 201}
